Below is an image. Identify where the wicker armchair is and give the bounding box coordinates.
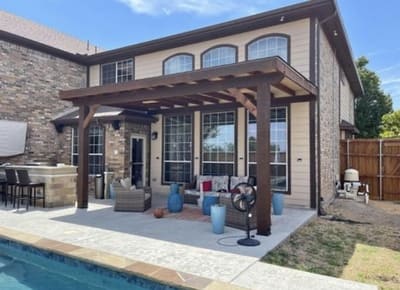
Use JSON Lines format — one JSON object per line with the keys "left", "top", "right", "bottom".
{"left": 113, "top": 182, "right": 152, "bottom": 212}
{"left": 219, "top": 194, "right": 257, "bottom": 230}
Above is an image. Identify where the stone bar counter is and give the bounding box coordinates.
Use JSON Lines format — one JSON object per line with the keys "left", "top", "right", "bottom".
{"left": 6, "top": 165, "right": 77, "bottom": 208}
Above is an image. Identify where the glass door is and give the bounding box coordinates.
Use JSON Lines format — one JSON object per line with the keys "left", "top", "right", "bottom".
{"left": 130, "top": 136, "right": 145, "bottom": 188}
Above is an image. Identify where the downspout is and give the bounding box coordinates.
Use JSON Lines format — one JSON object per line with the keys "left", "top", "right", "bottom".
{"left": 316, "top": 8, "right": 338, "bottom": 215}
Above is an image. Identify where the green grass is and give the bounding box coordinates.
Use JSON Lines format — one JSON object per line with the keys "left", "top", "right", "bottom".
{"left": 262, "top": 211, "right": 400, "bottom": 289}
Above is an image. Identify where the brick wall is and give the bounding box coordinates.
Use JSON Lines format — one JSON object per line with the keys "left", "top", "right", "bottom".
{"left": 0, "top": 40, "right": 86, "bottom": 164}
{"left": 318, "top": 29, "right": 341, "bottom": 207}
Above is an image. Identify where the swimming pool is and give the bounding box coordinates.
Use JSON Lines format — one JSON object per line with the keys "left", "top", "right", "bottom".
{"left": 0, "top": 238, "right": 178, "bottom": 290}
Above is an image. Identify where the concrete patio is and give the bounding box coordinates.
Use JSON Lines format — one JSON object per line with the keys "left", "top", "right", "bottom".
{"left": 0, "top": 195, "right": 377, "bottom": 289}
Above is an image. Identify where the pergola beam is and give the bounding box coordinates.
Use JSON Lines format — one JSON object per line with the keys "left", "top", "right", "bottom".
{"left": 228, "top": 89, "right": 257, "bottom": 117}
{"left": 256, "top": 81, "right": 272, "bottom": 236}
{"left": 77, "top": 105, "right": 89, "bottom": 208}
{"left": 72, "top": 74, "right": 282, "bottom": 106}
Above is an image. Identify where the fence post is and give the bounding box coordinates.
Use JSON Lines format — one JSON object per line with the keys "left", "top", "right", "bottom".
{"left": 379, "top": 139, "right": 383, "bottom": 200}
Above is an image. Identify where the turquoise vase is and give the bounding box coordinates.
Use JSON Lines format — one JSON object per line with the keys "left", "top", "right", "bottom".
{"left": 168, "top": 183, "right": 183, "bottom": 213}
{"left": 272, "top": 192, "right": 284, "bottom": 215}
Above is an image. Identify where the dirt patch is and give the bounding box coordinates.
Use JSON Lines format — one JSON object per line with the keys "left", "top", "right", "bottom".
{"left": 262, "top": 198, "right": 400, "bottom": 289}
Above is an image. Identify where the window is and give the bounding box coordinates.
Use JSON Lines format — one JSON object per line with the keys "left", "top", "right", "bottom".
{"left": 248, "top": 107, "right": 288, "bottom": 192}
{"left": 101, "top": 59, "right": 133, "bottom": 85}
{"left": 163, "top": 54, "right": 194, "bottom": 75}
{"left": 247, "top": 35, "right": 289, "bottom": 62}
{"left": 163, "top": 115, "right": 193, "bottom": 183}
{"left": 202, "top": 46, "right": 237, "bottom": 68}
{"left": 72, "top": 126, "right": 104, "bottom": 175}
{"left": 202, "top": 111, "right": 235, "bottom": 176}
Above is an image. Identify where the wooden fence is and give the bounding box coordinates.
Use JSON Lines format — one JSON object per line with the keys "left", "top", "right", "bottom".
{"left": 340, "top": 139, "right": 400, "bottom": 200}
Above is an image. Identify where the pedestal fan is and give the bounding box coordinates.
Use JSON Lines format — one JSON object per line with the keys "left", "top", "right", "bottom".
{"left": 231, "top": 182, "right": 260, "bottom": 246}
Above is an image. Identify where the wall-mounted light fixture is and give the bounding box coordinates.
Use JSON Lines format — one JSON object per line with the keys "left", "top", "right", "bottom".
{"left": 151, "top": 131, "right": 158, "bottom": 140}
{"left": 54, "top": 124, "right": 64, "bottom": 133}
{"left": 112, "top": 120, "right": 120, "bottom": 130}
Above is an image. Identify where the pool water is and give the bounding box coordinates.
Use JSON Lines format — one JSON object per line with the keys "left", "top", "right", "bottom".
{"left": 0, "top": 239, "right": 176, "bottom": 290}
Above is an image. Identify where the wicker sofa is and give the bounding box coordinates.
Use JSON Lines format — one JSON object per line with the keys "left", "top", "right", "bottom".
{"left": 184, "top": 175, "right": 229, "bottom": 204}
{"left": 183, "top": 175, "right": 251, "bottom": 204}
{"left": 113, "top": 182, "right": 152, "bottom": 212}
{"left": 219, "top": 193, "right": 257, "bottom": 230}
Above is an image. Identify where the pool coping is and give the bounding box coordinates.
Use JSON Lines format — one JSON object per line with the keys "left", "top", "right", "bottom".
{"left": 0, "top": 226, "right": 247, "bottom": 290}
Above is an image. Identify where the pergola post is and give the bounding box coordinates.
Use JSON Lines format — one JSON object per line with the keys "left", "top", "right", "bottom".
{"left": 77, "top": 105, "right": 90, "bottom": 208}
{"left": 256, "top": 81, "right": 272, "bottom": 236}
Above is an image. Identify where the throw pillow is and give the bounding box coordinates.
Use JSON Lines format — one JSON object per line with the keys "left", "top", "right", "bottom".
{"left": 120, "top": 177, "right": 131, "bottom": 189}
{"left": 202, "top": 180, "right": 212, "bottom": 192}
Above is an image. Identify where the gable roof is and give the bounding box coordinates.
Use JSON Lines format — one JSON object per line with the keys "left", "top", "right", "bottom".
{"left": 0, "top": 0, "right": 363, "bottom": 97}
{"left": 0, "top": 9, "right": 101, "bottom": 55}
{"left": 83, "top": 0, "right": 362, "bottom": 96}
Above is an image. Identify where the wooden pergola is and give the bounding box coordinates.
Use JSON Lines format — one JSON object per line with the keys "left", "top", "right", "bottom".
{"left": 60, "top": 57, "right": 317, "bottom": 236}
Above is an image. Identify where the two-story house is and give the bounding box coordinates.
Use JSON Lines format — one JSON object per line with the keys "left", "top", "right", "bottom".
{"left": 0, "top": 0, "right": 362, "bottom": 234}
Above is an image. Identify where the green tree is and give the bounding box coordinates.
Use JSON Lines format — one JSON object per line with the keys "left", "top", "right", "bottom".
{"left": 380, "top": 110, "right": 400, "bottom": 138}
{"left": 355, "top": 56, "right": 393, "bottom": 138}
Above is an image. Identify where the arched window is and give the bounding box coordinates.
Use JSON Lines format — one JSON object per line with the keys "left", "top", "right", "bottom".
{"left": 202, "top": 45, "right": 237, "bottom": 68}
{"left": 247, "top": 35, "right": 289, "bottom": 62}
{"left": 163, "top": 54, "right": 194, "bottom": 75}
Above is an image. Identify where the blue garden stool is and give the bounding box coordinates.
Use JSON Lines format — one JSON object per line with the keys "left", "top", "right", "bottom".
{"left": 167, "top": 183, "right": 183, "bottom": 213}
{"left": 202, "top": 194, "right": 219, "bottom": 216}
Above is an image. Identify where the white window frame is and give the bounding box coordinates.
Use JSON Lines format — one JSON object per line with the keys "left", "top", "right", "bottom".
{"left": 247, "top": 35, "right": 289, "bottom": 62}
{"left": 163, "top": 54, "right": 194, "bottom": 75}
{"left": 202, "top": 46, "right": 237, "bottom": 68}
{"left": 201, "top": 111, "right": 236, "bottom": 176}
{"left": 101, "top": 58, "right": 133, "bottom": 85}
{"left": 162, "top": 114, "right": 193, "bottom": 183}
{"left": 71, "top": 126, "right": 104, "bottom": 176}
{"left": 247, "top": 107, "right": 288, "bottom": 192}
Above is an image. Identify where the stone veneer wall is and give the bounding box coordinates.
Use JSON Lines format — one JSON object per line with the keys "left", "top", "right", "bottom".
{"left": 0, "top": 40, "right": 86, "bottom": 164}
{"left": 318, "top": 29, "right": 341, "bottom": 207}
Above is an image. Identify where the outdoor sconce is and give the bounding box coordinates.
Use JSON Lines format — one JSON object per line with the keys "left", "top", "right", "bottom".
{"left": 112, "top": 120, "right": 120, "bottom": 130}
{"left": 54, "top": 124, "right": 64, "bottom": 133}
{"left": 151, "top": 131, "right": 158, "bottom": 140}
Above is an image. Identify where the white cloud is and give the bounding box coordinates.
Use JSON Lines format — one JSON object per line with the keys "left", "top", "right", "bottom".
{"left": 117, "top": 0, "right": 300, "bottom": 16}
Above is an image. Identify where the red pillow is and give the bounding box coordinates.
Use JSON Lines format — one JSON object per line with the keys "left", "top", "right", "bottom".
{"left": 202, "top": 180, "right": 212, "bottom": 192}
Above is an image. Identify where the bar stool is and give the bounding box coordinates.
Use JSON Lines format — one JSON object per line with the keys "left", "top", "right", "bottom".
{"left": 0, "top": 179, "right": 7, "bottom": 204}
{"left": 16, "top": 169, "right": 46, "bottom": 208}
{"left": 4, "top": 169, "right": 19, "bottom": 207}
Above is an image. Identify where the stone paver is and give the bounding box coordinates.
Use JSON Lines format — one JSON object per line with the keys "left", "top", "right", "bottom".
{"left": 0, "top": 201, "right": 377, "bottom": 290}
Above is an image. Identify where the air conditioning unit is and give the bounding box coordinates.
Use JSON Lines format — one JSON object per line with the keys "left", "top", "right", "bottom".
{"left": 344, "top": 168, "right": 359, "bottom": 182}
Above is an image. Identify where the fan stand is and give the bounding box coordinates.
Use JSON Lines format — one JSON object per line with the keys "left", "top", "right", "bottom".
{"left": 237, "top": 201, "right": 260, "bottom": 247}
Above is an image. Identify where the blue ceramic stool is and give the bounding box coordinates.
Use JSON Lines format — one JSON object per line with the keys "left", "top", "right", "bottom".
{"left": 211, "top": 204, "right": 226, "bottom": 234}
{"left": 202, "top": 194, "right": 219, "bottom": 215}
{"left": 168, "top": 183, "right": 183, "bottom": 213}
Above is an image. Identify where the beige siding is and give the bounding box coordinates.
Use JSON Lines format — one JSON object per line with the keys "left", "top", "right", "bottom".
{"left": 135, "top": 18, "right": 310, "bottom": 80}
{"left": 89, "top": 65, "right": 100, "bottom": 87}
{"left": 237, "top": 108, "right": 246, "bottom": 176}
{"left": 287, "top": 102, "right": 310, "bottom": 208}
{"left": 193, "top": 111, "right": 201, "bottom": 176}
{"left": 150, "top": 115, "right": 167, "bottom": 193}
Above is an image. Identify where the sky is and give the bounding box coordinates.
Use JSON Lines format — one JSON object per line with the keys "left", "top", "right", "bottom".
{"left": 1, "top": 0, "right": 399, "bottom": 108}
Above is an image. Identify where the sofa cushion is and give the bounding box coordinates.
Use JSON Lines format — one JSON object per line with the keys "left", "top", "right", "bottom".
{"left": 196, "top": 175, "right": 213, "bottom": 190}
{"left": 230, "top": 176, "right": 248, "bottom": 190}
{"left": 212, "top": 175, "right": 229, "bottom": 191}
{"left": 120, "top": 177, "right": 131, "bottom": 189}
{"left": 202, "top": 180, "right": 212, "bottom": 192}
{"left": 184, "top": 189, "right": 200, "bottom": 196}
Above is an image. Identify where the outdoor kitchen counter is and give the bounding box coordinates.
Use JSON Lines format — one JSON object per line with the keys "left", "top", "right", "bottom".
{"left": 5, "top": 165, "right": 77, "bottom": 208}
